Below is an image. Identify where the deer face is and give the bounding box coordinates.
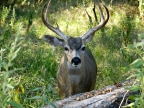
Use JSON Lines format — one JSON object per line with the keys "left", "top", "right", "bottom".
{"left": 44, "top": 36, "right": 87, "bottom": 68}
{"left": 65, "top": 37, "right": 85, "bottom": 68}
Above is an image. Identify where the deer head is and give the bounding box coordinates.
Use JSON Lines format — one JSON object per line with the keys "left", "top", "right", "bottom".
{"left": 42, "top": 0, "right": 109, "bottom": 98}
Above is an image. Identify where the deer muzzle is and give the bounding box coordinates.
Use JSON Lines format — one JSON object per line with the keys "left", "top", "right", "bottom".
{"left": 71, "top": 57, "right": 81, "bottom": 66}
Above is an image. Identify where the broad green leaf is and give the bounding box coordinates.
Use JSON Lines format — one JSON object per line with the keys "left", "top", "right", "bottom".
{"left": 8, "top": 68, "right": 24, "bottom": 77}
{"left": 49, "top": 102, "right": 57, "bottom": 108}
{"left": 30, "top": 87, "right": 42, "bottom": 92}
{"left": 134, "top": 98, "right": 140, "bottom": 108}
{"left": 43, "top": 94, "right": 48, "bottom": 104}
{"left": 28, "top": 96, "right": 41, "bottom": 100}
{"left": 14, "top": 90, "right": 21, "bottom": 104}
{"left": 20, "top": 85, "right": 25, "bottom": 93}
{"left": 6, "top": 84, "right": 14, "bottom": 89}
{"left": 139, "top": 33, "right": 144, "bottom": 39}
{"left": 128, "top": 95, "right": 137, "bottom": 100}
{"left": 11, "top": 47, "right": 21, "bottom": 61}
{"left": 130, "top": 59, "right": 143, "bottom": 68}
{"left": 6, "top": 101, "right": 22, "bottom": 108}
{"left": 128, "top": 41, "right": 144, "bottom": 48}
{"left": 2, "top": 96, "right": 11, "bottom": 106}
{"left": 122, "top": 102, "right": 134, "bottom": 108}
{"left": 134, "top": 42, "right": 144, "bottom": 47}
{"left": 0, "top": 60, "right": 6, "bottom": 68}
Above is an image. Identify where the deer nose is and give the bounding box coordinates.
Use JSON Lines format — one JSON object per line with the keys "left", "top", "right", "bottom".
{"left": 71, "top": 57, "right": 81, "bottom": 65}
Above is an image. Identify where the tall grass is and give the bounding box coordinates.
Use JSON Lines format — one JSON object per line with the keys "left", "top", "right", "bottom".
{"left": 0, "top": 24, "right": 24, "bottom": 107}
{"left": 0, "top": 0, "right": 144, "bottom": 107}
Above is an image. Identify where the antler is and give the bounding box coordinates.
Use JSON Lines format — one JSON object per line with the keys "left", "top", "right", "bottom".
{"left": 41, "top": 0, "right": 68, "bottom": 40}
{"left": 81, "top": 2, "right": 109, "bottom": 41}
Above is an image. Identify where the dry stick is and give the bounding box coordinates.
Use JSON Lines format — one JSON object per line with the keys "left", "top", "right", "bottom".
{"left": 85, "top": 9, "right": 93, "bottom": 28}
{"left": 119, "top": 90, "right": 130, "bottom": 108}
{"left": 93, "top": 1, "right": 98, "bottom": 24}
{"left": 119, "top": 80, "right": 137, "bottom": 108}
{"left": 85, "top": 0, "right": 98, "bottom": 28}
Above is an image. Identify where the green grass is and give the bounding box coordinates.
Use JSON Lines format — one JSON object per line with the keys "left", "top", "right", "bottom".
{"left": 0, "top": 0, "right": 144, "bottom": 107}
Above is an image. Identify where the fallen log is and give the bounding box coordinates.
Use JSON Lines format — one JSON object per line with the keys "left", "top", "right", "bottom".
{"left": 44, "top": 80, "right": 138, "bottom": 108}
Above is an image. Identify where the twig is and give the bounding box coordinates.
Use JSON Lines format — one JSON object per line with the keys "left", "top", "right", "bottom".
{"left": 119, "top": 90, "right": 129, "bottom": 108}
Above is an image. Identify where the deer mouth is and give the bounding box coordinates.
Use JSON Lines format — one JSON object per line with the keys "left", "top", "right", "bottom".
{"left": 71, "top": 63, "right": 81, "bottom": 69}
{"left": 67, "top": 61, "right": 81, "bottom": 69}
{"left": 71, "top": 62, "right": 81, "bottom": 67}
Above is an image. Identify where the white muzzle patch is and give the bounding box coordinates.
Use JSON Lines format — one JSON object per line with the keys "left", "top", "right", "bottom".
{"left": 67, "top": 61, "right": 81, "bottom": 69}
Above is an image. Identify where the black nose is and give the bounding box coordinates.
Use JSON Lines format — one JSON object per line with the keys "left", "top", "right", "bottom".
{"left": 71, "top": 57, "right": 81, "bottom": 65}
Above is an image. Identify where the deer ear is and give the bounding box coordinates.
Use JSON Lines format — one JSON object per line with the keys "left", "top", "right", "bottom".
{"left": 44, "top": 35, "right": 64, "bottom": 46}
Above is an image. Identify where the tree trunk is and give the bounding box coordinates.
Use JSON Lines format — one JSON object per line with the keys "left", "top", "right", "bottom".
{"left": 43, "top": 80, "right": 138, "bottom": 108}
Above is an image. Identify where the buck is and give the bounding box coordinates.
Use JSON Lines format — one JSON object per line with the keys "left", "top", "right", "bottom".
{"left": 42, "top": 0, "right": 109, "bottom": 98}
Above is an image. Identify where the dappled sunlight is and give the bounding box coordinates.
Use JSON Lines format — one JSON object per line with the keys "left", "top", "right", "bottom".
{"left": 0, "top": 0, "right": 144, "bottom": 107}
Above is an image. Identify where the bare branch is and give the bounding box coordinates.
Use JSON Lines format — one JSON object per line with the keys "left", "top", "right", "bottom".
{"left": 81, "top": 2, "right": 109, "bottom": 41}
{"left": 93, "top": 1, "right": 98, "bottom": 24}
{"left": 85, "top": 9, "right": 93, "bottom": 28}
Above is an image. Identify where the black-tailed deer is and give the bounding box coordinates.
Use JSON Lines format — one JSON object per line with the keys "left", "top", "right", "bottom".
{"left": 42, "top": 0, "right": 109, "bottom": 98}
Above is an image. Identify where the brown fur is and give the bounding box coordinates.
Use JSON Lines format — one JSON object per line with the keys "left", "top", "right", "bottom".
{"left": 42, "top": 0, "right": 109, "bottom": 98}
{"left": 57, "top": 49, "right": 97, "bottom": 98}
{"left": 44, "top": 35, "right": 97, "bottom": 98}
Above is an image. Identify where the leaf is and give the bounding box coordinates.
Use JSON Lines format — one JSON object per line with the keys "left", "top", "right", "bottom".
{"left": 8, "top": 68, "right": 24, "bottom": 77}
{"left": 6, "top": 101, "right": 22, "bottom": 108}
{"left": 128, "top": 95, "right": 137, "bottom": 100}
{"left": 11, "top": 47, "right": 21, "bottom": 61}
{"left": 49, "top": 102, "right": 57, "bottom": 108}
{"left": 2, "top": 96, "right": 11, "bottom": 106}
{"left": 134, "top": 42, "right": 144, "bottom": 47}
{"left": 127, "top": 85, "right": 141, "bottom": 91}
{"left": 6, "top": 84, "right": 14, "bottom": 89}
{"left": 43, "top": 94, "right": 48, "bottom": 104}
{"left": 29, "top": 87, "right": 42, "bottom": 92}
{"left": 122, "top": 102, "right": 134, "bottom": 108}
{"left": 20, "top": 85, "right": 25, "bottom": 93}
{"left": 130, "top": 59, "right": 143, "bottom": 68}
{"left": 139, "top": 33, "right": 144, "bottom": 39}
{"left": 14, "top": 89, "right": 21, "bottom": 104}
{"left": 0, "top": 60, "right": 6, "bottom": 68}
{"left": 28, "top": 96, "right": 41, "bottom": 100}
{"left": 127, "top": 73, "right": 139, "bottom": 79}
{"left": 128, "top": 41, "right": 144, "bottom": 48}
{"left": 134, "top": 98, "right": 140, "bottom": 108}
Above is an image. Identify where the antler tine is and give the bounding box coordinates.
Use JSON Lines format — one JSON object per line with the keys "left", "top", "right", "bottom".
{"left": 42, "top": 0, "right": 68, "bottom": 40}
{"left": 81, "top": 2, "right": 109, "bottom": 40}
{"left": 97, "top": 1, "right": 105, "bottom": 22}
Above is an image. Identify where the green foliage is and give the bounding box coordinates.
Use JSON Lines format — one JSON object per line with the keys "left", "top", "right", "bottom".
{"left": 0, "top": 6, "right": 24, "bottom": 107}
{"left": 0, "top": 27, "right": 23, "bottom": 108}
{"left": 0, "top": 0, "right": 144, "bottom": 107}
{"left": 125, "top": 34, "right": 144, "bottom": 108}
{"left": 138, "top": 0, "right": 144, "bottom": 17}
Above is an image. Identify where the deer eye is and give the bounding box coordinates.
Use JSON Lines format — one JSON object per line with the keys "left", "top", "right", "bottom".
{"left": 64, "top": 47, "right": 69, "bottom": 51}
{"left": 81, "top": 46, "right": 85, "bottom": 51}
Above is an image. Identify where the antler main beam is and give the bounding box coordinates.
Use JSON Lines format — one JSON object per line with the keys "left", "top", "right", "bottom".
{"left": 41, "top": 0, "right": 68, "bottom": 40}
{"left": 81, "top": 2, "right": 109, "bottom": 40}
